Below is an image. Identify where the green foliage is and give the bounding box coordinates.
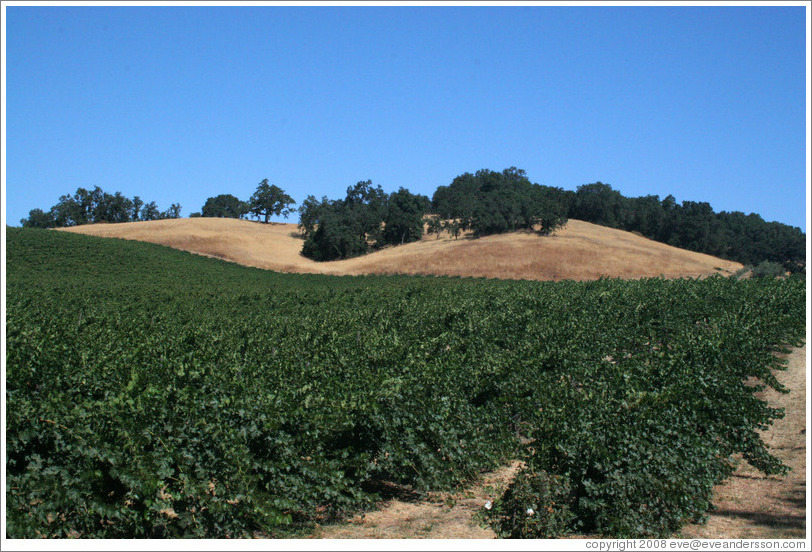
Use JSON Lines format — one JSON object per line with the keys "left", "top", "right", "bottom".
{"left": 19, "top": 208, "right": 54, "bottom": 228}
{"left": 248, "top": 180, "right": 296, "bottom": 223}
{"left": 750, "top": 261, "right": 787, "bottom": 279}
{"left": 431, "top": 167, "right": 569, "bottom": 238}
{"left": 141, "top": 201, "right": 160, "bottom": 221}
{"left": 568, "top": 183, "right": 806, "bottom": 274}
{"left": 426, "top": 217, "right": 444, "bottom": 239}
{"left": 20, "top": 186, "right": 180, "bottom": 228}
{"left": 297, "top": 195, "right": 330, "bottom": 237}
{"left": 570, "top": 182, "right": 624, "bottom": 228}
{"left": 201, "top": 194, "right": 249, "bottom": 219}
{"left": 382, "top": 187, "right": 425, "bottom": 245}
{"left": 301, "top": 205, "right": 369, "bottom": 261}
{"left": 442, "top": 219, "right": 463, "bottom": 240}
{"left": 300, "top": 181, "right": 425, "bottom": 261}
{"left": 162, "top": 203, "right": 183, "bottom": 219}
{"left": 486, "top": 468, "right": 575, "bottom": 538}
{"left": 342, "top": 180, "right": 388, "bottom": 245}
{"left": 6, "top": 229, "right": 805, "bottom": 538}
{"left": 508, "top": 277, "right": 804, "bottom": 537}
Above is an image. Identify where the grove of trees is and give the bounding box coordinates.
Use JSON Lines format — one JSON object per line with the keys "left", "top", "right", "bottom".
{"left": 298, "top": 181, "right": 430, "bottom": 261}
{"left": 20, "top": 170, "right": 805, "bottom": 275}
{"left": 431, "top": 167, "right": 569, "bottom": 237}
{"left": 564, "top": 182, "right": 806, "bottom": 274}
{"left": 297, "top": 167, "right": 570, "bottom": 262}
{"left": 20, "top": 186, "right": 181, "bottom": 228}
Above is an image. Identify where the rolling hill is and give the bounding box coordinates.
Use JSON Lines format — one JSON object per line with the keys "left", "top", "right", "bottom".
{"left": 59, "top": 217, "right": 743, "bottom": 281}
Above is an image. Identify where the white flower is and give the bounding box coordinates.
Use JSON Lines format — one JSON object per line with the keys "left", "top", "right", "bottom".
{"left": 526, "top": 508, "right": 534, "bottom": 516}
{"left": 484, "top": 501, "right": 493, "bottom": 510}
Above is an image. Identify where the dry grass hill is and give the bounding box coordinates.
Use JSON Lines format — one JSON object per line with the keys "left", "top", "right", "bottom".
{"left": 59, "top": 216, "right": 742, "bottom": 281}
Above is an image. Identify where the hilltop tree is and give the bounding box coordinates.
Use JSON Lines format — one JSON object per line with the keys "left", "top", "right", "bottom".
{"left": 344, "top": 180, "right": 387, "bottom": 244}
{"left": 131, "top": 196, "right": 144, "bottom": 222}
{"left": 202, "top": 194, "right": 249, "bottom": 219}
{"left": 382, "top": 187, "right": 425, "bottom": 245}
{"left": 432, "top": 167, "right": 568, "bottom": 237}
{"left": 300, "top": 180, "right": 429, "bottom": 261}
{"left": 161, "top": 203, "right": 182, "bottom": 219}
{"left": 20, "top": 208, "right": 55, "bottom": 229}
{"left": 533, "top": 185, "right": 570, "bottom": 235}
{"left": 300, "top": 181, "right": 386, "bottom": 261}
{"left": 301, "top": 204, "right": 368, "bottom": 261}
{"left": 564, "top": 184, "right": 805, "bottom": 275}
{"left": 49, "top": 189, "right": 90, "bottom": 227}
{"left": 96, "top": 191, "right": 135, "bottom": 223}
{"left": 141, "top": 201, "right": 160, "bottom": 221}
{"left": 20, "top": 186, "right": 180, "bottom": 227}
{"left": 570, "top": 182, "right": 623, "bottom": 228}
{"left": 249, "top": 180, "right": 296, "bottom": 223}
{"left": 298, "top": 195, "right": 330, "bottom": 238}
{"left": 443, "top": 219, "right": 463, "bottom": 240}
{"left": 432, "top": 172, "right": 479, "bottom": 220}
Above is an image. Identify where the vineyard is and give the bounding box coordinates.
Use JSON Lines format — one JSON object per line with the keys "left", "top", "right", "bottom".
{"left": 5, "top": 228, "right": 806, "bottom": 538}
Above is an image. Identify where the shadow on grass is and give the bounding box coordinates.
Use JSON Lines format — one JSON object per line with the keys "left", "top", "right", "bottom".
{"left": 781, "top": 482, "right": 806, "bottom": 510}
{"left": 709, "top": 508, "right": 805, "bottom": 531}
{"left": 360, "top": 479, "right": 426, "bottom": 503}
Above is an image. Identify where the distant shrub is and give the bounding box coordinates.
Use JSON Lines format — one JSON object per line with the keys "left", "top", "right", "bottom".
{"left": 751, "top": 261, "right": 787, "bottom": 279}
{"left": 732, "top": 266, "right": 752, "bottom": 280}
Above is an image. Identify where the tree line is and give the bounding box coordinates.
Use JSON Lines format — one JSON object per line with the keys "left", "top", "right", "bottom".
{"left": 195, "top": 179, "right": 431, "bottom": 262}
{"left": 20, "top": 186, "right": 181, "bottom": 228}
{"left": 564, "top": 182, "right": 806, "bottom": 274}
{"left": 21, "top": 169, "right": 805, "bottom": 274}
{"left": 192, "top": 179, "right": 295, "bottom": 223}
{"left": 295, "top": 168, "right": 569, "bottom": 261}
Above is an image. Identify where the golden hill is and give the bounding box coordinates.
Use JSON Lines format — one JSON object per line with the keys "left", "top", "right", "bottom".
{"left": 58, "top": 217, "right": 742, "bottom": 281}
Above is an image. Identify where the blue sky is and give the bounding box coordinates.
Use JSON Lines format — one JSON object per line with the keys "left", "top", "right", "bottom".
{"left": 4, "top": 4, "right": 809, "bottom": 231}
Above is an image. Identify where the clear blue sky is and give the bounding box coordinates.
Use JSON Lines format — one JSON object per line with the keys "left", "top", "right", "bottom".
{"left": 4, "top": 4, "right": 809, "bottom": 231}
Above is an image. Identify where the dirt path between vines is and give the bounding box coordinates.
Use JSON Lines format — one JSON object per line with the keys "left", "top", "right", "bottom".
{"left": 312, "top": 462, "right": 522, "bottom": 539}
{"left": 679, "top": 344, "right": 807, "bottom": 539}
{"left": 314, "top": 346, "right": 807, "bottom": 540}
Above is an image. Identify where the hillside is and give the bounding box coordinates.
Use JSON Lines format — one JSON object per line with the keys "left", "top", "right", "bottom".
{"left": 59, "top": 217, "right": 743, "bottom": 280}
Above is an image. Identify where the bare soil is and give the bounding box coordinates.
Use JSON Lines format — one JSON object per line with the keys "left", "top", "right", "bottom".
{"left": 313, "top": 462, "right": 522, "bottom": 539}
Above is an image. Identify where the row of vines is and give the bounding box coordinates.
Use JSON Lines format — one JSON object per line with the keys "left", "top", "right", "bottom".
{"left": 5, "top": 228, "right": 806, "bottom": 538}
